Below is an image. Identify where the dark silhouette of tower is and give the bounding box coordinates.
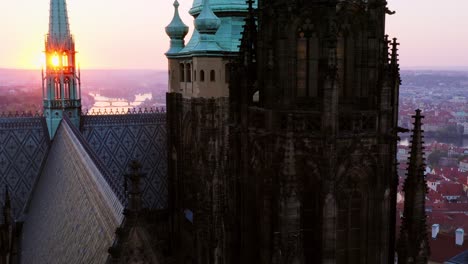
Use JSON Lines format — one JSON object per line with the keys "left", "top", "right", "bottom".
{"left": 229, "top": 0, "right": 401, "bottom": 263}
{"left": 397, "top": 110, "right": 430, "bottom": 264}
{"left": 167, "top": 0, "right": 402, "bottom": 263}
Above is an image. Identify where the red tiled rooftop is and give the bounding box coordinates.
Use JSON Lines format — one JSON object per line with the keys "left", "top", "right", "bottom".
{"left": 438, "top": 183, "right": 465, "bottom": 197}
{"left": 429, "top": 232, "right": 468, "bottom": 263}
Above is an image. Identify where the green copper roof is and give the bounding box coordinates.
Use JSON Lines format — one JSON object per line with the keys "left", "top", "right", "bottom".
{"left": 166, "top": 0, "right": 189, "bottom": 54}
{"left": 190, "top": 0, "right": 257, "bottom": 15}
{"left": 49, "top": 0, "right": 71, "bottom": 42}
{"left": 195, "top": 0, "right": 221, "bottom": 34}
{"left": 167, "top": 0, "right": 255, "bottom": 57}
{"left": 166, "top": 0, "right": 189, "bottom": 39}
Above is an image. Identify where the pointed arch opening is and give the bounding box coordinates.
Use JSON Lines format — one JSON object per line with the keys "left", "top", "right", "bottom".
{"left": 297, "top": 19, "right": 319, "bottom": 98}
{"left": 337, "top": 29, "right": 355, "bottom": 101}
{"left": 186, "top": 63, "right": 192, "bottom": 82}
{"left": 336, "top": 168, "right": 370, "bottom": 264}
{"left": 200, "top": 70, "right": 205, "bottom": 82}
{"left": 180, "top": 64, "right": 185, "bottom": 82}
{"left": 225, "top": 64, "right": 231, "bottom": 83}
{"left": 210, "top": 70, "right": 216, "bottom": 82}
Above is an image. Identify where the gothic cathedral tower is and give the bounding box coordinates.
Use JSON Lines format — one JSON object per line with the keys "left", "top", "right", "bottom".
{"left": 166, "top": 0, "right": 401, "bottom": 263}
{"left": 166, "top": 0, "right": 257, "bottom": 263}
{"left": 43, "top": 0, "right": 81, "bottom": 137}
{"left": 229, "top": 0, "right": 401, "bottom": 263}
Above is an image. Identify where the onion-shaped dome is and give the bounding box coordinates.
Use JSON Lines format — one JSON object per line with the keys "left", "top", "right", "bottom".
{"left": 165, "top": 0, "right": 189, "bottom": 40}
{"left": 194, "top": 0, "right": 221, "bottom": 35}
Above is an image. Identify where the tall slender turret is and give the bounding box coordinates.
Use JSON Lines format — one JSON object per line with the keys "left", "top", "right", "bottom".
{"left": 43, "top": 0, "right": 81, "bottom": 138}
{"left": 165, "top": 0, "right": 189, "bottom": 55}
{"left": 398, "top": 109, "right": 430, "bottom": 264}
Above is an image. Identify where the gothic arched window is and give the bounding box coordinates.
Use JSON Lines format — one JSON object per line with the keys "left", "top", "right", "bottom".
{"left": 225, "top": 64, "right": 231, "bottom": 83}
{"left": 200, "top": 70, "right": 205, "bottom": 82}
{"left": 54, "top": 77, "right": 61, "bottom": 99}
{"left": 297, "top": 19, "right": 319, "bottom": 98}
{"left": 210, "top": 70, "right": 216, "bottom": 82}
{"left": 337, "top": 30, "right": 355, "bottom": 100}
{"left": 180, "top": 64, "right": 185, "bottom": 82}
{"left": 64, "top": 77, "right": 70, "bottom": 99}
{"left": 336, "top": 172, "right": 368, "bottom": 264}
{"left": 186, "top": 63, "right": 192, "bottom": 82}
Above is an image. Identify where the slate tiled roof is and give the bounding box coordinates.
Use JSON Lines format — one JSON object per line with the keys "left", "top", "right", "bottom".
{"left": 446, "top": 250, "right": 468, "bottom": 264}
{"left": 21, "top": 117, "right": 123, "bottom": 264}
{"left": 81, "top": 113, "right": 168, "bottom": 209}
{"left": 0, "top": 117, "right": 50, "bottom": 218}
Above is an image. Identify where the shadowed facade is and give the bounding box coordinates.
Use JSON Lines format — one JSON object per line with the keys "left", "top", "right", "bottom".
{"left": 167, "top": 0, "right": 407, "bottom": 263}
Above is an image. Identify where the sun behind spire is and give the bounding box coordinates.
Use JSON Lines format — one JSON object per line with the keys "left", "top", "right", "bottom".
{"left": 43, "top": 0, "right": 81, "bottom": 138}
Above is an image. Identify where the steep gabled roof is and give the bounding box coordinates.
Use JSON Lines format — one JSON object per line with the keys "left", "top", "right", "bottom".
{"left": 21, "top": 117, "right": 123, "bottom": 263}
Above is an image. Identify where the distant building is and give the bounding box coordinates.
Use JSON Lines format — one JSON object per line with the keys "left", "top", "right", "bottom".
{"left": 462, "top": 123, "right": 468, "bottom": 135}
{"left": 449, "top": 96, "right": 467, "bottom": 104}
{"left": 459, "top": 158, "right": 468, "bottom": 172}
{"left": 440, "top": 157, "right": 459, "bottom": 167}
{"left": 398, "top": 147, "right": 410, "bottom": 162}
{"left": 438, "top": 183, "right": 465, "bottom": 202}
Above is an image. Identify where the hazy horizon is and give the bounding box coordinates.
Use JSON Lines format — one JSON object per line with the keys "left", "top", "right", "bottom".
{"left": 1, "top": 0, "right": 468, "bottom": 70}
{"left": 0, "top": 63, "right": 464, "bottom": 71}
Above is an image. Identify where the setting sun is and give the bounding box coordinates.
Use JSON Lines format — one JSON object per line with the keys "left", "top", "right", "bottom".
{"left": 50, "top": 53, "right": 60, "bottom": 68}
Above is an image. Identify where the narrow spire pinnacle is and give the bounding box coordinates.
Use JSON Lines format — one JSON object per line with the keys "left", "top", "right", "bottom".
{"left": 49, "top": 0, "right": 71, "bottom": 43}
{"left": 407, "top": 109, "right": 424, "bottom": 174}
{"left": 397, "top": 109, "right": 430, "bottom": 264}
{"left": 166, "top": 0, "right": 189, "bottom": 54}
{"left": 391, "top": 38, "right": 400, "bottom": 66}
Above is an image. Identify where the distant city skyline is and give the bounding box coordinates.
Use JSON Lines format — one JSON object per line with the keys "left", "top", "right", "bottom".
{"left": 0, "top": 0, "right": 467, "bottom": 70}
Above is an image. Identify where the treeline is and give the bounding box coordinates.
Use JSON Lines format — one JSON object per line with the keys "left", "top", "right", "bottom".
{"left": 0, "top": 88, "right": 42, "bottom": 113}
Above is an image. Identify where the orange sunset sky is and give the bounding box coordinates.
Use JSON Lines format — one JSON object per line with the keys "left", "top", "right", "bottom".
{"left": 0, "top": 0, "right": 468, "bottom": 70}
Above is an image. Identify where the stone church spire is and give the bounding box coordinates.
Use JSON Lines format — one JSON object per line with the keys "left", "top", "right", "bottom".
{"left": 49, "top": 0, "right": 71, "bottom": 43}
{"left": 397, "top": 109, "right": 430, "bottom": 264}
{"left": 43, "top": 0, "right": 81, "bottom": 138}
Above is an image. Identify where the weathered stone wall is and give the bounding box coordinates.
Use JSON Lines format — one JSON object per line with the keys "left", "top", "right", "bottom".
{"left": 167, "top": 94, "right": 230, "bottom": 264}
{"left": 81, "top": 113, "right": 168, "bottom": 209}
{"left": 0, "top": 117, "right": 50, "bottom": 218}
{"left": 21, "top": 118, "right": 124, "bottom": 264}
